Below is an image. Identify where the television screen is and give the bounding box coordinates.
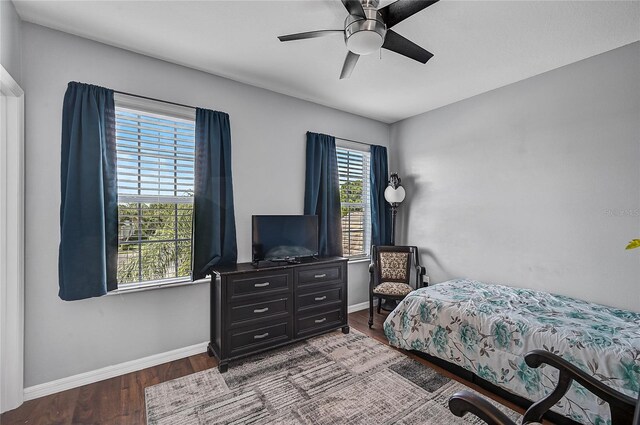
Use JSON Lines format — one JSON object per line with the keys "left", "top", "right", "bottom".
{"left": 252, "top": 215, "right": 319, "bottom": 262}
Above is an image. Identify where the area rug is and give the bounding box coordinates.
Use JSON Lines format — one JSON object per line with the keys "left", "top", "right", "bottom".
{"left": 145, "top": 329, "right": 520, "bottom": 424}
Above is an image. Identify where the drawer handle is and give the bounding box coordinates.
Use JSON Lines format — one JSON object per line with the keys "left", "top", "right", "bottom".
{"left": 314, "top": 318, "right": 327, "bottom": 324}
{"left": 253, "top": 332, "right": 269, "bottom": 340}
{"left": 314, "top": 296, "right": 327, "bottom": 301}
{"left": 254, "top": 282, "right": 270, "bottom": 288}
{"left": 253, "top": 307, "right": 269, "bottom": 314}
{"left": 314, "top": 273, "right": 327, "bottom": 278}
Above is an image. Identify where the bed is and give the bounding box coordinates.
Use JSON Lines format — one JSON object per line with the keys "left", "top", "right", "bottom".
{"left": 383, "top": 278, "right": 640, "bottom": 425}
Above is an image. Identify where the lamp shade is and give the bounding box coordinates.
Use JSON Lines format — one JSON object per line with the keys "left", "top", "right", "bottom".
{"left": 384, "top": 185, "right": 406, "bottom": 204}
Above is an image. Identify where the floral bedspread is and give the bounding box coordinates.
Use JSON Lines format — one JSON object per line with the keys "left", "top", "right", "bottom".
{"left": 383, "top": 279, "right": 640, "bottom": 425}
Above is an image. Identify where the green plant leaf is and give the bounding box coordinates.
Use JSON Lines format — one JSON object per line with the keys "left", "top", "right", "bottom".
{"left": 625, "top": 239, "right": 640, "bottom": 250}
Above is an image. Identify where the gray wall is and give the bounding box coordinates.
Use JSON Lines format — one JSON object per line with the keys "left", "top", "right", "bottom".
{"left": 390, "top": 42, "right": 640, "bottom": 312}
{"left": 21, "top": 23, "right": 388, "bottom": 387}
{"left": 1, "top": 0, "right": 22, "bottom": 84}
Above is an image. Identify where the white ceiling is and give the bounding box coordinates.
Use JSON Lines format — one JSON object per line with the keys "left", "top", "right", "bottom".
{"left": 13, "top": 0, "right": 640, "bottom": 123}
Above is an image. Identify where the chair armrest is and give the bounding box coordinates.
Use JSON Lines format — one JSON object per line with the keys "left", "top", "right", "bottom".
{"left": 522, "top": 350, "right": 637, "bottom": 425}
{"left": 415, "top": 265, "right": 427, "bottom": 287}
{"left": 449, "top": 391, "right": 517, "bottom": 425}
{"left": 410, "top": 246, "right": 428, "bottom": 288}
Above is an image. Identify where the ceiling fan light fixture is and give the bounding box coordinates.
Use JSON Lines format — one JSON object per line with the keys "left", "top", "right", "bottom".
{"left": 346, "top": 30, "right": 384, "bottom": 55}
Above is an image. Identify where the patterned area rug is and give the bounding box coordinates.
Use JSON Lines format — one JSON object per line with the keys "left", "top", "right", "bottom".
{"left": 145, "top": 329, "right": 520, "bottom": 424}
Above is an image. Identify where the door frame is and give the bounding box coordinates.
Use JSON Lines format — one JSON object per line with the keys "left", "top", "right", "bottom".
{"left": 0, "top": 64, "right": 25, "bottom": 413}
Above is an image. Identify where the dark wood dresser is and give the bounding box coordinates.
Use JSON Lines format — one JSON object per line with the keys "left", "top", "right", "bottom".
{"left": 207, "top": 257, "right": 349, "bottom": 372}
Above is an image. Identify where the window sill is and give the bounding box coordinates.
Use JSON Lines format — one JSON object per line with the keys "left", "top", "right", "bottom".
{"left": 346, "top": 256, "right": 370, "bottom": 264}
{"left": 108, "top": 276, "right": 210, "bottom": 295}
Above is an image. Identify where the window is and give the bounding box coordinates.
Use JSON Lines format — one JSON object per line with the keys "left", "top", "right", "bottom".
{"left": 114, "top": 94, "right": 196, "bottom": 289}
{"left": 337, "top": 146, "right": 371, "bottom": 259}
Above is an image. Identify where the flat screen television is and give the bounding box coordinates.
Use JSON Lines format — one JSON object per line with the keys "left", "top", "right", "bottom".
{"left": 252, "top": 215, "right": 319, "bottom": 263}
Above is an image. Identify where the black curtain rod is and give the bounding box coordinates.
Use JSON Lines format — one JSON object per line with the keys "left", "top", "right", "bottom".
{"left": 114, "top": 90, "right": 196, "bottom": 111}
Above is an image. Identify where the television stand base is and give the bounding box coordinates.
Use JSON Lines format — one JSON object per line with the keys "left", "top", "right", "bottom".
{"left": 251, "top": 258, "right": 304, "bottom": 268}
{"left": 251, "top": 259, "right": 296, "bottom": 268}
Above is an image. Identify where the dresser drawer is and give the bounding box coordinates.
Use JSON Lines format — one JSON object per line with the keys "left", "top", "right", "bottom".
{"left": 297, "top": 287, "right": 342, "bottom": 311}
{"left": 296, "top": 263, "right": 345, "bottom": 289}
{"left": 230, "top": 297, "right": 290, "bottom": 325}
{"left": 296, "top": 309, "right": 343, "bottom": 336}
{"left": 229, "top": 321, "right": 291, "bottom": 356}
{"left": 227, "top": 270, "right": 292, "bottom": 300}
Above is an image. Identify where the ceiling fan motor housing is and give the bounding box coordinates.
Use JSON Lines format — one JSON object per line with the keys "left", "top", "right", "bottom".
{"left": 344, "top": 1, "right": 387, "bottom": 55}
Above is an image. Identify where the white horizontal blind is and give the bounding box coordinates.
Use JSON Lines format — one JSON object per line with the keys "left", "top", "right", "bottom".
{"left": 337, "top": 146, "right": 371, "bottom": 259}
{"left": 114, "top": 97, "right": 196, "bottom": 287}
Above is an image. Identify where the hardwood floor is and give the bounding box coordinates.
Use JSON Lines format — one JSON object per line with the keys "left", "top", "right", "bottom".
{"left": 1, "top": 309, "right": 525, "bottom": 425}
{"left": 1, "top": 354, "right": 218, "bottom": 425}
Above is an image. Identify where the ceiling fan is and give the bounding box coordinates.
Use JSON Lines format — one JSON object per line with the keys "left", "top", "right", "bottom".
{"left": 277, "top": 0, "right": 439, "bottom": 79}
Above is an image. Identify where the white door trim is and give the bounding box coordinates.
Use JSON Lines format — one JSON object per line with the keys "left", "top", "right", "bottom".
{"left": 0, "top": 65, "right": 25, "bottom": 413}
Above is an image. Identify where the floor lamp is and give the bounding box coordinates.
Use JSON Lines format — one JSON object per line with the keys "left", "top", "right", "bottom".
{"left": 384, "top": 173, "right": 406, "bottom": 246}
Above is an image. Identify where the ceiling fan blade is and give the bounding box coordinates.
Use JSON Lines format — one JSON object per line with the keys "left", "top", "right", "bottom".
{"left": 340, "top": 51, "right": 360, "bottom": 79}
{"left": 379, "top": 0, "right": 439, "bottom": 28}
{"left": 382, "top": 29, "right": 433, "bottom": 64}
{"left": 278, "top": 30, "right": 343, "bottom": 42}
{"left": 341, "top": 0, "right": 366, "bottom": 18}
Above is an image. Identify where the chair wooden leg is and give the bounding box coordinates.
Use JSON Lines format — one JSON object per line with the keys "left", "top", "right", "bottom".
{"left": 368, "top": 294, "right": 374, "bottom": 328}
{"left": 377, "top": 297, "right": 382, "bottom": 314}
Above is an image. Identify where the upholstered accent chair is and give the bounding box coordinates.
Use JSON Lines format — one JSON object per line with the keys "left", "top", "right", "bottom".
{"left": 368, "top": 245, "right": 426, "bottom": 328}
{"left": 448, "top": 349, "right": 639, "bottom": 425}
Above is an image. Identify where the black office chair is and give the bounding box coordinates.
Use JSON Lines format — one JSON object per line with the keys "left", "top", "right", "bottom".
{"left": 449, "top": 349, "right": 639, "bottom": 425}
{"left": 368, "top": 245, "right": 426, "bottom": 328}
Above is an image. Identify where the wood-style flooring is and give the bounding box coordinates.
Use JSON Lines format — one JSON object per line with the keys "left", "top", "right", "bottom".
{"left": 1, "top": 309, "right": 525, "bottom": 425}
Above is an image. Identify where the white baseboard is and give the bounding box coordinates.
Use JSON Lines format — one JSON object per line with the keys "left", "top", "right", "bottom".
{"left": 23, "top": 341, "right": 208, "bottom": 401}
{"left": 348, "top": 300, "right": 372, "bottom": 313}
{"left": 23, "top": 302, "right": 373, "bottom": 402}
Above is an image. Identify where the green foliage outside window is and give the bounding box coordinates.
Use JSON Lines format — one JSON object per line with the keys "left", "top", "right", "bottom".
{"left": 117, "top": 202, "right": 193, "bottom": 284}
{"left": 340, "top": 179, "right": 364, "bottom": 217}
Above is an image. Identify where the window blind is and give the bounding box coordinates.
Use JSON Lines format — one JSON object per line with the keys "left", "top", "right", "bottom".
{"left": 337, "top": 147, "right": 371, "bottom": 258}
{"left": 116, "top": 107, "right": 195, "bottom": 200}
